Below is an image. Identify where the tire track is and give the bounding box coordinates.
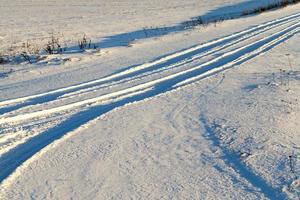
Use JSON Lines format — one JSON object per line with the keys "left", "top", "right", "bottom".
{"left": 1, "top": 19, "right": 299, "bottom": 124}
{"left": 0, "top": 15, "right": 299, "bottom": 118}
{"left": 0, "top": 13, "right": 299, "bottom": 186}
{"left": 0, "top": 12, "right": 299, "bottom": 113}
{"left": 58, "top": 13, "right": 300, "bottom": 100}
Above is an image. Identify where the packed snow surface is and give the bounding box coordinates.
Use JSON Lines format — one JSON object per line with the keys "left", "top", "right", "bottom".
{"left": 0, "top": 0, "right": 300, "bottom": 199}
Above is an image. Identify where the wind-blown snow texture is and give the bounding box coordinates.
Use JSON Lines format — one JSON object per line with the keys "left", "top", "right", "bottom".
{"left": 0, "top": 1, "right": 300, "bottom": 199}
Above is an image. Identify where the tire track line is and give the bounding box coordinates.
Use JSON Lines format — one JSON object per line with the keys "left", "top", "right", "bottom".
{"left": 1, "top": 20, "right": 299, "bottom": 124}
{"left": 0, "top": 13, "right": 299, "bottom": 109}
{"left": 0, "top": 15, "right": 299, "bottom": 187}
{"left": 58, "top": 14, "right": 300, "bottom": 100}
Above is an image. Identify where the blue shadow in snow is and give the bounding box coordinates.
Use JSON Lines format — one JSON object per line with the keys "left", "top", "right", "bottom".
{"left": 96, "top": 0, "right": 290, "bottom": 49}
{"left": 200, "top": 114, "right": 285, "bottom": 199}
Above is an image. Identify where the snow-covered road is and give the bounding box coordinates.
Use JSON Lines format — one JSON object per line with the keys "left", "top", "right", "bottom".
{"left": 1, "top": 10, "right": 299, "bottom": 163}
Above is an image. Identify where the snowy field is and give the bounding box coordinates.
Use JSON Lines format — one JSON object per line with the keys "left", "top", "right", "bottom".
{"left": 1, "top": 0, "right": 300, "bottom": 199}
{"left": 0, "top": 0, "right": 291, "bottom": 53}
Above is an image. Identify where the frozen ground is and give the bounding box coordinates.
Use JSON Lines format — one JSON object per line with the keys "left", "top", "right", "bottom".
{"left": 0, "top": 1, "right": 300, "bottom": 199}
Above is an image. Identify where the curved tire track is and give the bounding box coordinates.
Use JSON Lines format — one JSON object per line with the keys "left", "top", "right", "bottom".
{"left": 0, "top": 13, "right": 300, "bottom": 113}
{"left": 0, "top": 14, "right": 300, "bottom": 192}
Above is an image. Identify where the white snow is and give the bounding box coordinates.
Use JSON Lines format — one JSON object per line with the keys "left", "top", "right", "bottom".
{"left": 0, "top": 0, "right": 300, "bottom": 199}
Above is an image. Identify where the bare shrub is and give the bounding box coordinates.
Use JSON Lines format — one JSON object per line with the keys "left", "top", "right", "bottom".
{"left": 44, "top": 34, "right": 63, "bottom": 54}
{"left": 20, "top": 52, "right": 32, "bottom": 64}
{"left": 18, "top": 40, "right": 42, "bottom": 63}
{"left": 0, "top": 53, "right": 9, "bottom": 64}
{"left": 78, "top": 34, "right": 92, "bottom": 50}
{"left": 0, "top": 55, "right": 5, "bottom": 64}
